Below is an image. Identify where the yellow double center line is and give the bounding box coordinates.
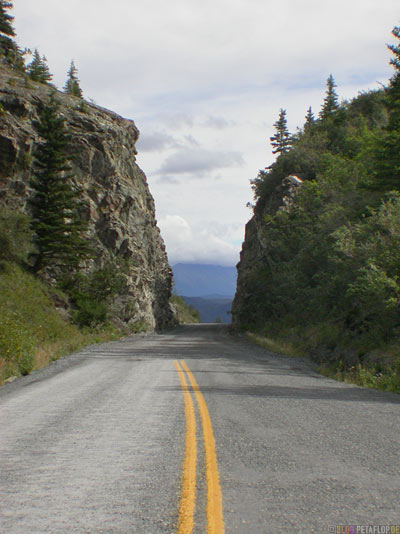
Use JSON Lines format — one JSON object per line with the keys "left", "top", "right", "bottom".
{"left": 174, "top": 360, "right": 225, "bottom": 534}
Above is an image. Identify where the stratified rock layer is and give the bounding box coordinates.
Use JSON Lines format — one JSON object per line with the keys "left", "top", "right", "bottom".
{"left": 0, "top": 63, "right": 173, "bottom": 329}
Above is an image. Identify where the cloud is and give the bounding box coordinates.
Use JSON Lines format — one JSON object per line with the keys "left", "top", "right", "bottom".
{"left": 12, "top": 0, "right": 400, "bottom": 266}
{"left": 159, "top": 215, "right": 239, "bottom": 266}
{"left": 202, "top": 116, "right": 232, "bottom": 129}
{"left": 136, "top": 131, "right": 178, "bottom": 152}
{"left": 157, "top": 147, "right": 245, "bottom": 177}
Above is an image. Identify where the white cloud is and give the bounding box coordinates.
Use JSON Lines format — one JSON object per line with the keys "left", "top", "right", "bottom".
{"left": 11, "top": 0, "right": 400, "bottom": 265}
{"left": 202, "top": 116, "right": 233, "bottom": 130}
{"left": 136, "top": 131, "right": 178, "bottom": 152}
{"left": 157, "top": 147, "right": 245, "bottom": 177}
{"left": 159, "top": 215, "right": 239, "bottom": 266}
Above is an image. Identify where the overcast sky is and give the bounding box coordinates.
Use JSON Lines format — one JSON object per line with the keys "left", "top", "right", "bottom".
{"left": 12, "top": 0, "right": 400, "bottom": 266}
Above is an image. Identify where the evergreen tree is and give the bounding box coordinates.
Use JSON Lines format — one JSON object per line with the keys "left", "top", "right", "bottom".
{"left": 270, "top": 108, "right": 292, "bottom": 154}
{"left": 29, "top": 100, "right": 92, "bottom": 272}
{"left": 371, "top": 26, "right": 400, "bottom": 191}
{"left": 387, "top": 26, "right": 400, "bottom": 130}
{"left": 64, "top": 60, "right": 83, "bottom": 97}
{"left": 0, "top": 0, "right": 15, "bottom": 39}
{"left": 0, "top": 0, "right": 23, "bottom": 69}
{"left": 27, "top": 49, "right": 53, "bottom": 83}
{"left": 319, "top": 74, "right": 339, "bottom": 120}
{"left": 304, "top": 106, "right": 315, "bottom": 128}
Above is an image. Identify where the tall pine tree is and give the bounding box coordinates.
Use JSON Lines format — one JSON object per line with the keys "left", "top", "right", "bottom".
{"left": 29, "top": 100, "right": 92, "bottom": 272}
{"left": 0, "top": 0, "right": 14, "bottom": 40}
{"left": 319, "top": 74, "right": 339, "bottom": 120}
{"left": 371, "top": 26, "right": 400, "bottom": 191}
{"left": 27, "top": 49, "right": 53, "bottom": 83}
{"left": 270, "top": 108, "right": 292, "bottom": 154}
{"left": 64, "top": 60, "right": 83, "bottom": 97}
{"left": 0, "top": 0, "right": 23, "bottom": 69}
{"left": 304, "top": 106, "right": 315, "bottom": 128}
{"left": 387, "top": 26, "right": 400, "bottom": 130}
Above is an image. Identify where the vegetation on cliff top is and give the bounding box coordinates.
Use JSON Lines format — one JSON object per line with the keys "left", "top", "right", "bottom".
{"left": 0, "top": 1, "right": 83, "bottom": 94}
{"left": 236, "top": 26, "right": 400, "bottom": 392}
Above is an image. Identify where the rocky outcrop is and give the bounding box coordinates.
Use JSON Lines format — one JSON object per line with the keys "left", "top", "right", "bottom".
{"left": 0, "top": 62, "right": 173, "bottom": 329}
{"left": 231, "top": 174, "right": 303, "bottom": 327}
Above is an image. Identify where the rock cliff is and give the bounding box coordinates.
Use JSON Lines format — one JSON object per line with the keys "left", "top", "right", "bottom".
{"left": 231, "top": 175, "right": 303, "bottom": 327}
{"left": 0, "top": 62, "right": 173, "bottom": 329}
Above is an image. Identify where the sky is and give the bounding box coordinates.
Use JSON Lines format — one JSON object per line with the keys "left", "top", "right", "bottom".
{"left": 11, "top": 0, "right": 400, "bottom": 266}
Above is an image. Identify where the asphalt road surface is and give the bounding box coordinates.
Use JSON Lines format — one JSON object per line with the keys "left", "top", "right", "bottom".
{"left": 1, "top": 324, "right": 399, "bottom": 534}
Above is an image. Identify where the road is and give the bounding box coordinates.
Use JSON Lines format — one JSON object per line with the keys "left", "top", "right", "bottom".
{"left": 0, "top": 324, "right": 399, "bottom": 534}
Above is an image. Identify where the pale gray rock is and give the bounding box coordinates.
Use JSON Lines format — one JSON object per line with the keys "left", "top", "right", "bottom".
{"left": 0, "top": 62, "right": 173, "bottom": 329}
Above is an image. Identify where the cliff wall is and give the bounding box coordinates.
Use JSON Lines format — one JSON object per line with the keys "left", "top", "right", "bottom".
{"left": 231, "top": 175, "right": 302, "bottom": 327}
{"left": 0, "top": 63, "right": 173, "bottom": 329}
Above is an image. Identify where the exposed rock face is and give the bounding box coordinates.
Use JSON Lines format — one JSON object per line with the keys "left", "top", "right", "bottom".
{"left": 0, "top": 62, "right": 173, "bottom": 329}
{"left": 231, "top": 175, "right": 302, "bottom": 327}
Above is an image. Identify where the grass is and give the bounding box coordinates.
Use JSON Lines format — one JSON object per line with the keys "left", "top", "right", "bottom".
{"left": 246, "top": 327, "right": 400, "bottom": 394}
{"left": 318, "top": 359, "right": 400, "bottom": 393}
{"left": 0, "top": 263, "right": 142, "bottom": 384}
{"left": 246, "top": 332, "right": 303, "bottom": 358}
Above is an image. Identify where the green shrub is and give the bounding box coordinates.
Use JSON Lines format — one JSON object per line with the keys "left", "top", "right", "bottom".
{"left": 71, "top": 296, "right": 108, "bottom": 327}
{"left": 60, "top": 262, "right": 125, "bottom": 327}
{"left": 0, "top": 209, "right": 33, "bottom": 265}
{"left": 0, "top": 311, "right": 35, "bottom": 376}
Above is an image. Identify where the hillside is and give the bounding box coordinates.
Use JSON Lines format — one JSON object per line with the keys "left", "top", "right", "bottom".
{"left": 232, "top": 27, "right": 400, "bottom": 392}
{"left": 0, "top": 61, "right": 173, "bottom": 330}
{"left": 181, "top": 295, "right": 232, "bottom": 324}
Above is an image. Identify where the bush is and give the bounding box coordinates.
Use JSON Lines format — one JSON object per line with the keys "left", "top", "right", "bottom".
{"left": 0, "top": 208, "right": 33, "bottom": 265}
{"left": 0, "top": 311, "right": 35, "bottom": 376}
{"left": 60, "top": 262, "right": 125, "bottom": 327}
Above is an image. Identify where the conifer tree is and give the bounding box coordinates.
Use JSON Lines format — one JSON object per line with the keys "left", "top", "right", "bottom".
{"left": 304, "top": 106, "right": 315, "bottom": 128}
{"left": 0, "top": 0, "right": 15, "bottom": 40}
{"left": 372, "top": 26, "right": 400, "bottom": 191}
{"left": 319, "top": 75, "right": 339, "bottom": 120}
{"left": 29, "top": 100, "right": 92, "bottom": 272}
{"left": 64, "top": 60, "right": 83, "bottom": 97}
{"left": 0, "top": 0, "right": 23, "bottom": 68}
{"left": 387, "top": 26, "right": 400, "bottom": 130}
{"left": 27, "top": 49, "right": 53, "bottom": 83}
{"left": 270, "top": 108, "right": 292, "bottom": 154}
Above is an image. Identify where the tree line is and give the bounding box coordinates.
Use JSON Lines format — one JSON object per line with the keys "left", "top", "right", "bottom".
{"left": 0, "top": 1, "right": 83, "bottom": 96}
{"left": 236, "top": 26, "right": 400, "bottom": 390}
{"left": 0, "top": 1, "right": 125, "bottom": 328}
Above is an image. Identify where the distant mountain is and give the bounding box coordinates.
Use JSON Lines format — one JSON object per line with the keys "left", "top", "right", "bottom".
{"left": 172, "top": 263, "right": 237, "bottom": 297}
{"left": 182, "top": 296, "right": 233, "bottom": 324}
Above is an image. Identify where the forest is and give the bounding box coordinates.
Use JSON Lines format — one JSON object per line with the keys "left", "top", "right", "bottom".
{"left": 235, "top": 27, "right": 400, "bottom": 391}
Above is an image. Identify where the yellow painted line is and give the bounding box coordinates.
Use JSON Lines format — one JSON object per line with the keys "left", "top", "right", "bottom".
{"left": 174, "top": 360, "right": 197, "bottom": 534}
{"left": 180, "top": 360, "right": 225, "bottom": 534}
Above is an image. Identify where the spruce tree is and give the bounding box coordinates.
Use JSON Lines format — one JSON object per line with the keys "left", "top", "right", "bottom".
{"left": 270, "top": 108, "right": 292, "bottom": 154}
{"left": 387, "top": 26, "right": 400, "bottom": 130}
{"left": 27, "top": 49, "right": 53, "bottom": 83}
{"left": 304, "top": 106, "right": 315, "bottom": 128}
{"left": 64, "top": 60, "right": 83, "bottom": 97}
{"left": 372, "top": 26, "right": 400, "bottom": 191}
{"left": 0, "top": 0, "right": 23, "bottom": 69}
{"left": 29, "top": 99, "right": 92, "bottom": 272}
{"left": 319, "top": 74, "right": 339, "bottom": 120}
{"left": 0, "top": 0, "right": 14, "bottom": 39}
